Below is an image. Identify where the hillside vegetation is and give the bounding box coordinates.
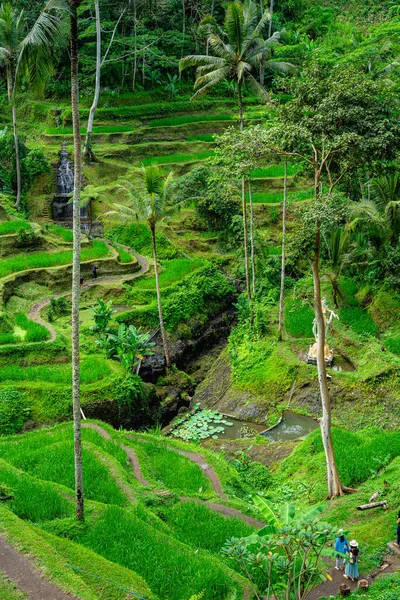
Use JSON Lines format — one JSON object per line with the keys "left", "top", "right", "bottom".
{"left": 1, "top": 0, "right": 400, "bottom": 599}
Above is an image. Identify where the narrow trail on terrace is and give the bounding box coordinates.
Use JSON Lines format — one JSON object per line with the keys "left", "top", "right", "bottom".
{"left": 27, "top": 244, "right": 149, "bottom": 345}
{"left": 82, "top": 423, "right": 265, "bottom": 528}
{"left": 0, "top": 536, "right": 79, "bottom": 600}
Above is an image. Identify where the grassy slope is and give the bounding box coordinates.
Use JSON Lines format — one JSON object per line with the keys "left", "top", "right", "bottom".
{"left": 0, "top": 422, "right": 256, "bottom": 600}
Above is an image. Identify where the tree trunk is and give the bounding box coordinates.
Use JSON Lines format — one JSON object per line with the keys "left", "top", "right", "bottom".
{"left": 268, "top": 0, "right": 274, "bottom": 38}
{"left": 312, "top": 227, "right": 343, "bottom": 499}
{"left": 238, "top": 81, "right": 244, "bottom": 131}
{"left": 150, "top": 225, "right": 171, "bottom": 368}
{"left": 69, "top": 0, "right": 84, "bottom": 521}
{"left": 84, "top": 0, "right": 101, "bottom": 161}
{"left": 248, "top": 181, "right": 256, "bottom": 296}
{"left": 237, "top": 83, "right": 250, "bottom": 299}
{"left": 7, "top": 69, "right": 22, "bottom": 210}
{"left": 242, "top": 178, "right": 251, "bottom": 300}
{"left": 132, "top": 0, "right": 138, "bottom": 91}
{"left": 278, "top": 161, "right": 287, "bottom": 341}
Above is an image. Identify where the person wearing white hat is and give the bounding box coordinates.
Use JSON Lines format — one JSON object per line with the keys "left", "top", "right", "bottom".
{"left": 334, "top": 529, "right": 349, "bottom": 570}
{"left": 344, "top": 540, "right": 359, "bottom": 581}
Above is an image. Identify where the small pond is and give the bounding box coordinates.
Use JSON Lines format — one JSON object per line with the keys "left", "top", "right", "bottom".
{"left": 213, "top": 417, "right": 267, "bottom": 440}
{"left": 262, "top": 411, "right": 319, "bottom": 442}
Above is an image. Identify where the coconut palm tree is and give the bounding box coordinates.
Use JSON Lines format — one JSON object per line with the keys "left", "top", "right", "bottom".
{"left": 180, "top": 0, "right": 293, "bottom": 298}
{"left": 68, "top": 0, "right": 84, "bottom": 522}
{"left": 324, "top": 228, "right": 351, "bottom": 309}
{"left": 0, "top": 0, "right": 67, "bottom": 208}
{"left": 105, "top": 166, "right": 177, "bottom": 368}
{"left": 180, "top": 0, "right": 293, "bottom": 128}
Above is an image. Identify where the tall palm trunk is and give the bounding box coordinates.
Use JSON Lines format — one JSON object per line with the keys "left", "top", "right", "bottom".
{"left": 312, "top": 227, "right": 343, "bottom": 499}
{"left": 84, "top": 0, "right": 100, "bottom": 161}
{"left": 248, "top": 182, "right": 256, "bottom": 296}
{"left": 69, "top": 0, "right": 84, "bottom": 521}
{"left": 150, "top": 224, "right": 171, "bottom": 368}
{"left": 7, "top": 69, "right": 22, "bottom": 209}
{"left": 268, "top": 0, "right": 274, "bottom": 38}
{"left": 278, "top": 161, "right": 287, "bottom": 341}
{"left": 237, "top": 82, "right": 251, "bottom": 299}
{"left": 11, "top": 101, "right": 22, "bottom": 209}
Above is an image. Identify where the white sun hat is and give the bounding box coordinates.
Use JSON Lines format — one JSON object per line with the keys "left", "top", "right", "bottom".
{"left": 349, "top": 540, "right": 358, "bottom": 547}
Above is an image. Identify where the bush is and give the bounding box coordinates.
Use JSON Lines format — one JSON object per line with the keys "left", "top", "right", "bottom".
{"left": 0, "top": 389, "right": 28, "bottom": 435}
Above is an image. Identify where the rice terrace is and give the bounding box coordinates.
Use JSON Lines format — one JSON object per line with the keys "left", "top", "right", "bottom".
{"left": 1, "top": 1, "right": 400, "bottom": 599}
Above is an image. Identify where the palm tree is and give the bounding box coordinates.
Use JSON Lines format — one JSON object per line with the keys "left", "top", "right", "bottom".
{"left": 105, "top": 166, "right": 177, "bottom": 368}
{"left": 0, "top": 0, "right": 67, "bottom": 208}
{"left": 369, "top": 173, "right": 400, "bottom": 246}
{"left": 180, "top": 0, "right": 293, "bottom": 298}
{"left": 68, "top": 0, "right": 84, "bottom": 522}
{"left": 180, "top": 0, "right": 292, "bottom": 128}
{"left": 324, "top": 228, "right": 351, "bottom": 308}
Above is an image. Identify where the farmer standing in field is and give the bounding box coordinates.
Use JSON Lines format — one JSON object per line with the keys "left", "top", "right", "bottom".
{"left": 92, "top": 264, "right": 98, "bottom": 279}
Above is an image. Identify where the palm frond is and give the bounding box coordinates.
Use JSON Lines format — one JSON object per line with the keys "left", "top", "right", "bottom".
{"left": 197, "top": 15, "right": 227, "bottom": 41}
{"left": 224, "top": 2, "right": 244, "bottom": 52}
{"left": 236, "top": 60, "right": 251, "bottom": 82}
{"left": 180, "top": 54, "right": 225, "bottom": 72}
{"left": 194, "top": 66, "right": 230, "bottom": 89}
{"left": 16, "top": 0, "right": 68, "bottom": 96}
{"left": 207, "top": 34, "right": 233, "bottom": 60}
{"left": 245, "top": 73, "right": 270, "bottom": 103}
{"left": 264, "top": 59, "right": 297, "bottom": 74}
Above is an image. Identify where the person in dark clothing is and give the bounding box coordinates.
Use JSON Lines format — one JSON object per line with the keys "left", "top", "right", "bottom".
{"left": 396, "top": 511, "right": 400, "bottom": 546}
{"left": 92, "top": 265, "right": 98, "bottom": 279}
{"left": 80, "top": 277, "right": 84, "bottom": 285}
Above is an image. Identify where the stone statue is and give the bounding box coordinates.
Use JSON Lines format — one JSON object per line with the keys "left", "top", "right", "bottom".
{"left": 307, "top": 298, "right": 339, "bottom": 366}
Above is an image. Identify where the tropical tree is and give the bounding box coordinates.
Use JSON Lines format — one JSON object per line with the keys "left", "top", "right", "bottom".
{"left": 68, "top": 0, "right": 84, "bottom": 522}
{"left": 0, "top": 0, "right": 67, "bottom": 208}
{"left": 105, "top": 165, "right": 177, "bottom": 368}
{"left": 324, "top": 228, "right": 351, "bottom": 308}
{"left": 350, "top": 174, "right": 400, "bottom": 251}
{"left": 180, "top": 0, "right": 293, "bottom": 297}
{"left": 223, "top": 495, "right": 336, "bottom": 600}
{"left": 262, "top": 67, "right": 400, "bottom": 498}
{"left": 98, "top": 323, "right": 156, "bottom": 374}
{"left": 180, "top": 0, "right": 291, "bottom": 127}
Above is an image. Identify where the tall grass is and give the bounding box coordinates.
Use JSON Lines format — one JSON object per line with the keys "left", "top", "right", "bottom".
{"left": 163, "top": 501, "right": 254, "bottom": 555}
{"left": 187, "top": 133, "right": 215, "bottom": 142}
{"left": 15, "top": 313, "right": 50, "bottom": 342}
{"left": 285, "top": 298, "right": 314, "bottom": 338}
{"left": 246, "top": 188, "right": 313, "bottom": 204}
{"left": 142, "top": 151, "right": 214, "bottom": 166}
{"left": 149, "top": 114, "right": 233, "bottom": 127}
{"left": 251, "top": 164, "right": 299, "bottom": 178}
{"left": 116, "top": 246, "right": 133, "bottom": 263}
{"left": 128, "top": 439, "right": 212, "bottom": 497}
{"left": 77, "top": 505, "right": 239, "bottom": 600}
{"left": 1, "top": 442, "right": 127, "bottom": 506}
{"left": 0, "top": 461, "right": 73, "bottom": 522}
{"left": 0, "top": 313, "right": 50, "bottom": 345}
{"left": 0, "top": 221, "right": 32, "bottom": 236}
{"left": 0, "top": 356, "right": 111, "bottom": 384}
{"left": 0, "top": 240, "right": 109, "bottom": 279}
{"left": 46, "top": 224, "right": 74, "bottom": 242}
{"left": 133, "top": 258, "right": 205, "bottom": 290}
{"left": 45, "top": 124, "right": 135, "bottom": 135}
{"left": 340, "top": 306, "right": 379, "bottom": 336}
